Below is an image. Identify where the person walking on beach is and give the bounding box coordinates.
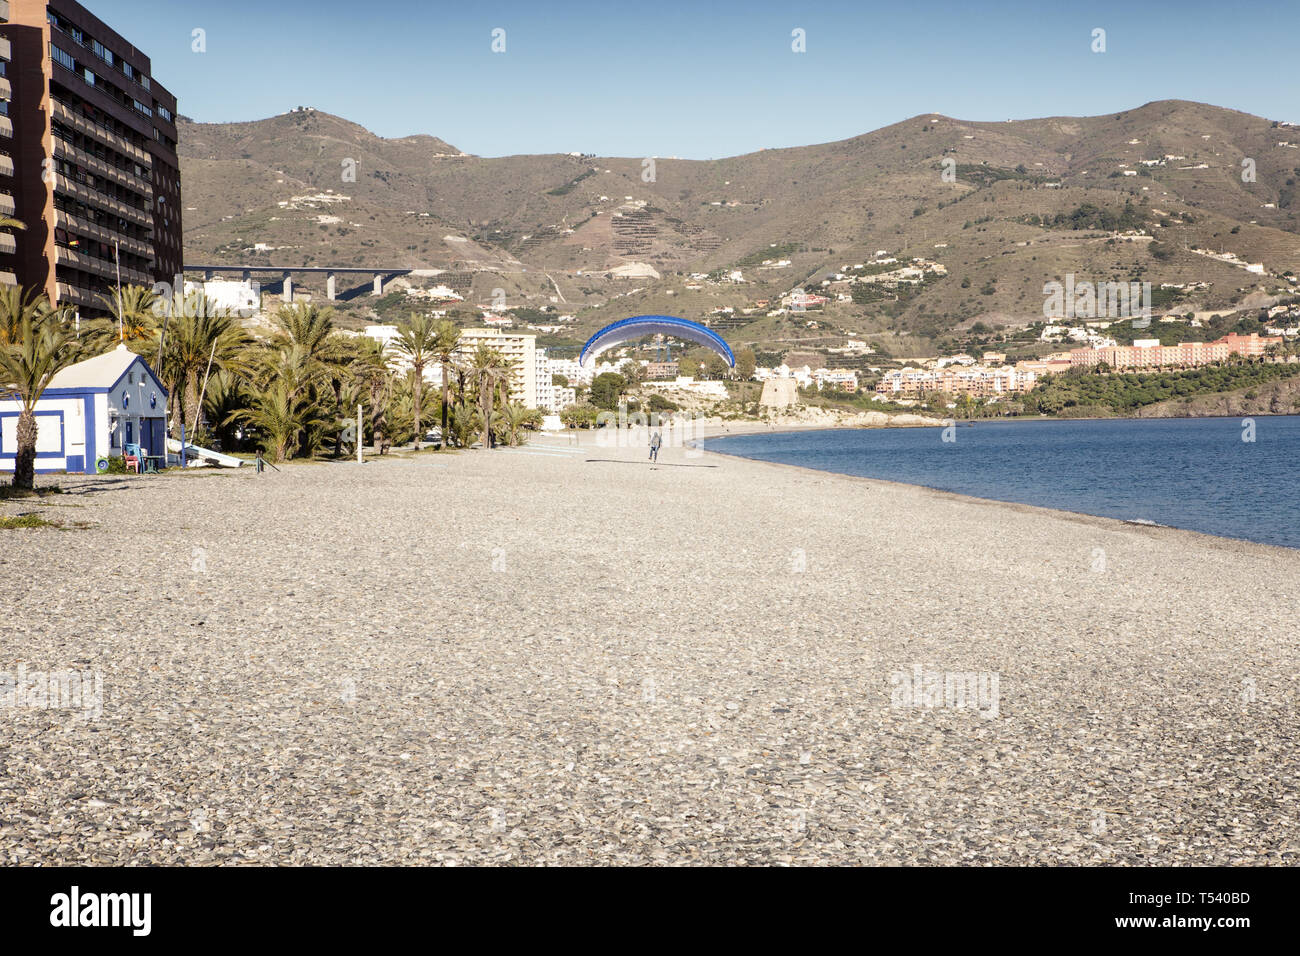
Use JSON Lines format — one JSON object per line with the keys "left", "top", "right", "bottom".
{"left": 649, "top": 429, "right": 662, "bottom": 463}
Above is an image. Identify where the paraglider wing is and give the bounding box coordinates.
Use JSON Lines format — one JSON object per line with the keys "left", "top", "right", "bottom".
{"left": 580, "top": 315, "right": 735, "bottom": 368}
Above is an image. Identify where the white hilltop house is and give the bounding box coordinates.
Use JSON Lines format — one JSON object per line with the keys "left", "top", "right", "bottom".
{"left": 1, "top": 345, "right": 168, "bottom": 475}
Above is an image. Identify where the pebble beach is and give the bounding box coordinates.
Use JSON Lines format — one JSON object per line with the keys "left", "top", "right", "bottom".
{"left": 2, "top": 424, "right": 1297, "bottom": 865}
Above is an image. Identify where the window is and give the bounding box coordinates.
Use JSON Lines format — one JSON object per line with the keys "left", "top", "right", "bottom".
{"left": 50, "top": 44, "right": 76, "bottom": 71}
{"left": 92, "top": 40, "right": 113, "bottom": 67}
{"left": 133, "top": 99, "right": 152, "bottom": 118}
{"left": 84, "top": 69, "right": 95, "bottom": 87}
{"left": 140, "top": 76, "right": 150, "bottom": 91}
{"left": 157, "top": 105, "right": 173, "bottom": 122}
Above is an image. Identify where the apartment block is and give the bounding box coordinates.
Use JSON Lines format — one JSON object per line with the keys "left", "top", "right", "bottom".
{"left": 876, "top": 365, "right": 1038, "bottom": 398}
{"left": 1069, "top": 333, "right": 1284, "bottom": 371}
{"left": 456, "top": 328, "right": 539, "bottom": 409}
{"left": 0, "top": 0, "right": 181, "bottom": 312}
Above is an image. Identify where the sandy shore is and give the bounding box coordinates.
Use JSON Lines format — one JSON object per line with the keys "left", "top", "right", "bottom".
{"left": 2, "top": 426, "right": 1297, "bottom": 865}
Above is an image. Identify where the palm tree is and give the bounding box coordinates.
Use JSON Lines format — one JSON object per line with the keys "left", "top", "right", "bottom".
{"left": 155, "top": 297, "right": 250, "bottom": 439}
{"left": 468, "top": 344, "right": 511, "bottom": 449}
{"left": 0, "top": 292, "right": 76, "bottom": 490}
{"left": 449, "top": 404, "right": 481, "bottom": 450}
{"left": 346, "top": 336, "right": 395, "bottom": 454}
{"left": 228, "top": 378, "right": 328, "bottom": 463}
{"left": 496, "top": 402, "right": 539, "bottom": 446}
{"left": 100, "top": 284, "right": 159, "bottom": 342}
{"left": 273, "top": 302, "right": 337, "bottom": 364}
{"left": 271, "top": 302, "right": 356, "bottom": 455}
{"left": 430, "top": 319, "right": 461, "bottom": 446}
{"left": 202, "top": 369, "right": 249, "bottom": 453}
{"left": 392, "top": 311, "right": 440, "bottom": 449}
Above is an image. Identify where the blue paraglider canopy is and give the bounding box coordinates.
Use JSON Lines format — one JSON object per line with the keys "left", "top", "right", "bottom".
{"left": 580, "top": 315, "right": 735, "bottom": 368}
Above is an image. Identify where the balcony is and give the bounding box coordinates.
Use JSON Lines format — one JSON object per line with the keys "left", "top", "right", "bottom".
{"left": 0, "top": 115, "right": 11, "bottom": 139}
{"left": 0, "top": 77, "right": 10, "bottom": 100}
{"left": 56, "top": 282, "right": 100, "bottom": 308}
{"left": 0, "top": 154, "right": 11, "bottom": 177}
{"left": 0, "top": 232, "right": 14, "bottom": 255}
{"left": 52, "top": 133, "right": 153, "bottom": 197}
{"left": 56, "top": 245, "right": 151, "bottom": 286}
{"left": 54, "top": 210, "right": 152, "bottom": 258}
{"left": 51, "top": 101, "right": 151, "bottom": 166}
{"left": 0, "top": 191, "right": 13, "bottom": 216}
{"left": 0, "top": 37, "right": 10, "bottom": 62}
{"left": 54, "top": 175, "right": 152, "bottom": 228}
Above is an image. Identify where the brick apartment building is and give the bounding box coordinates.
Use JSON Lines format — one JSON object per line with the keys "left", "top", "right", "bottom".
{"left": 0, "top": 0, "right": 181, "bottom": 314}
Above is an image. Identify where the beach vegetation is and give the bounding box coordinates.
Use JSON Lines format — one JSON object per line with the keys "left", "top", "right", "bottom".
{"left": 1023, "top": 362, "right": 1300, "bottom": 414}
{"left": 0, "top": 289, "right": 80, "bottom": 490}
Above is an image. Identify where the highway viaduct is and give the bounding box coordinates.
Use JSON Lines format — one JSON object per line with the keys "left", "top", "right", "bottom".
{"left": 182, "top": 265, "right": 425, "bottom": 302}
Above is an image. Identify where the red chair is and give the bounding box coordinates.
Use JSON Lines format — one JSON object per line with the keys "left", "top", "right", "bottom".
{"left": 124, "top": 454, "right": 140, "bottom": 474}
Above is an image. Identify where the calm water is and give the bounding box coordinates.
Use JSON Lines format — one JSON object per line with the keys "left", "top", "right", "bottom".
{"left": 706, "top": 417, "right": 1300, "bottom": 550}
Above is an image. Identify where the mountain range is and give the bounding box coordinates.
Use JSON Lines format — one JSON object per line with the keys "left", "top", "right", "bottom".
{"left": 177, "top": 100, "right": 1300, "bottom": 354}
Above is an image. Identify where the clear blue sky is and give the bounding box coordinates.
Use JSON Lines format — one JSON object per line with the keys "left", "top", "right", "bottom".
{"left": 90, "top": 0, "right": 1299, "bottom": 158}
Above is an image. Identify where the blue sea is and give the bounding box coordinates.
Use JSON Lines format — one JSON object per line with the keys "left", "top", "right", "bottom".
{"left": 705, "top": 417, "right": 1300, "bottom": 550}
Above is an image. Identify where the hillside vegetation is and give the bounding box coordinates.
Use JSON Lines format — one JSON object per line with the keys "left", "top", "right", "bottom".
{"left": 179, "top": 100, "right": 1300, "bottom": 358}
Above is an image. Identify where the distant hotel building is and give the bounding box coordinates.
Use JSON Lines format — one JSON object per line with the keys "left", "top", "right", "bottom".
{"left": 876, "top": 365, "right": 1038, "bottom": 399}
{"left": 1069, "top": 333, "right": 1283, "bottom": 370}
{"left": 0, "top": 0, "right": 181, "bottom": 313}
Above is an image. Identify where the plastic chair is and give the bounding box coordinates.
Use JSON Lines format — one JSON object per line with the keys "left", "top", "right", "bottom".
{"left": 124, "top": 454, "right": 140, "bottom": 474}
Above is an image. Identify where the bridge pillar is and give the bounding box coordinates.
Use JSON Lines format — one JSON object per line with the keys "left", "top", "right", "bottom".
{"left": 241, "top": 270, "right": 251, "bottom": 283}
{"left": 327, "top": 273, "right": 337, "bottom": 301}
{"left": 203, "top": 269, "right": 213, "bottom": 282}
{"left": 283, "top": 272, "right": 294, "bottom": 303}
{"left": 372, "top": 274, "right": 384, "bottom": 296}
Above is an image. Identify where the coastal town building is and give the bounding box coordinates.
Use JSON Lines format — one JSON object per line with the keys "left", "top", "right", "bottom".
{"left": 534, "top": 348, "right": 577, "bottom": 412}
{"left": 876, "top": 365, "right": 1038, "bottom": 399}
{"left": 754, "top": 363, "right": 815, "bottom": 389}
{"left": 545, "top": 357, "right": 592, "bottom": 387}
{"left": 184, "top": 277, "right": 259, "bottom": 316}
{"left": 0, "top": 0, "right": 182, "bottom": 312}
{"left": 1068, "top": 332, "right": 1283, "bottom": 370}
{"left": 813, "top": 368, "right": 859, "bottom": 392}
{"left": 456, "top": 328, "right": 539, "bottom": 409}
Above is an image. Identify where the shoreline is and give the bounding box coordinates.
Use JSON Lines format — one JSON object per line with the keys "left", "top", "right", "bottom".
{"left": 693, "top": 420, "right": 1300, "bottom": 556}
